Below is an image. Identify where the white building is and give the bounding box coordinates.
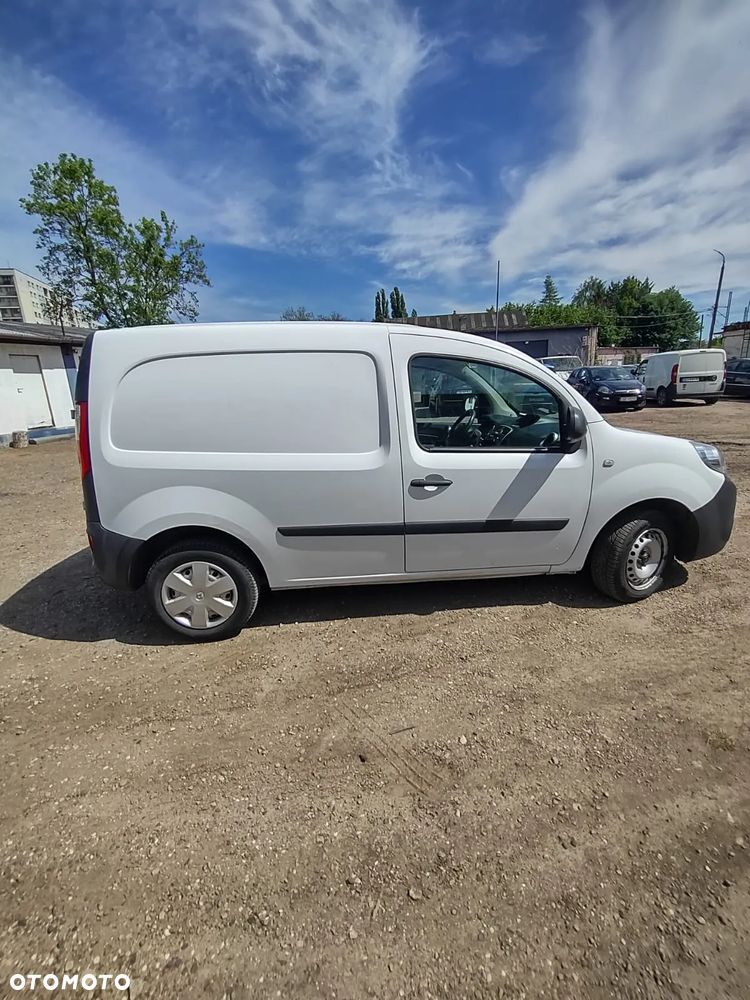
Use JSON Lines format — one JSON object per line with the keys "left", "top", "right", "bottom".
{"left": 0, "top": 268, "right": 85, "bottom": 327}
{"left": 0, "top": 320, "right": 91, "bottom": 445}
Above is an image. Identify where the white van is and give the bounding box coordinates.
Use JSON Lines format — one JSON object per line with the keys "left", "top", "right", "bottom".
{"left": 75, "top": 323, "right": 735, "bottom": 640}
{"left": 640, "top": 348, "right": 726, "bottom": 406}
{"left": 539, "top": 355, "right": 581, "bottom": 380}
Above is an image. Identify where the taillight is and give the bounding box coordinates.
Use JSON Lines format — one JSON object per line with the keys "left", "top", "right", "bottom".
{"left": 670, "top": 363, "right": 679, "bottom": 384}
{"left": 75, "top": 401, "right": 91, "bottom": 478}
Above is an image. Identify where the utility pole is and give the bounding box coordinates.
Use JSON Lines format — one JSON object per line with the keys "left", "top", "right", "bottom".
{"left": 708, "top": 249, "right": 725, "bottom": 347}
{"left": 725, "top": 290, "right": 733, "bottom": 328}
{"left": 698, "top": 313, "right": 704, "bottom": 347}
{"left": 494, "top": 260, "right": 500, "bottom": 341}
{"left": 743, "top": 299, "right": 750, "bottom": 324}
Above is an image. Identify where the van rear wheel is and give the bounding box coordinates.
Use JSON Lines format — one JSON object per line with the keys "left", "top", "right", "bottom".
{"left": 146, "top": 540, "right": 260, "bottom": 641}
{"left": 590, "top": 511, "right": 674, "bottom": 603}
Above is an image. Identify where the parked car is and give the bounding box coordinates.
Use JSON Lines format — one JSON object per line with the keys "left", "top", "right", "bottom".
{"left": 640, "top": 348, "right": 726, "bottom": 406}
{"left": 76, "top": 322, "right": 735, "bottom": 639}
{"left": 567, "top": 366, "right": 647, "bottom": 410}
{"left": 539, "top": 355, "right": 581, "bottom": 381}
{"left": 725, "top": 357, "right": 750, "bottom": 396}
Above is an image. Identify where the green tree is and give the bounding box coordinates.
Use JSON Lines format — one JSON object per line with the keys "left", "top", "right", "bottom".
{"left": 280, "top": 306, "right": 315, "bottom": 320}
{"left": 20, "top": 153, "right": 209, "bottom": 327}
{"left": 609, "top": 275, "right": 654, "bottom": 319}
{"left": 411, "top": 308, "right": 417, "bottom": 318}
{"left": 374, "top": 288, "right": 389, "bottom": 322}
{"left": 572, "top": 276, "right": 609, "bottom": 309}
{"left": 619, "top": 286, "right": 699, "bottom": 351}
{"left": 280, "top": 307, "right": 347, "bottom": 321}
{"left": 389, "top": 286, "right": 407, "bottom": 319}
{"left": 521, "top": 274, "right": 697, "bottom": 349}
{"left": 540, "top": 274, "right": 561, "bottom": 306}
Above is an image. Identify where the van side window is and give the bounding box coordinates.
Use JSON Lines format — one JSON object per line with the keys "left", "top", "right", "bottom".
{"left": 409, "top": 356, "right": 562, "bottom": 451}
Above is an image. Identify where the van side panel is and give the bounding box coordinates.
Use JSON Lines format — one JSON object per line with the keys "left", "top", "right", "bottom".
{"left": 89, "top": 325, "right": 405, "bottom": 588}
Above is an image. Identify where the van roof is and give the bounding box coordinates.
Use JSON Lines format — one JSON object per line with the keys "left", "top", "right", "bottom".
{"left": 95, "top": 320, "right": 538, "bottom": 362}
{"left": 647, "top": 347, "right": 725, "bottom": 358}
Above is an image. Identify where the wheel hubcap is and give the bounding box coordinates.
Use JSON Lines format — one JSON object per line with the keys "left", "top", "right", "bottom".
{"left": 626, "top": 528, "right": 668, "bottom": 590}
{"left": 161, "top": 561, "right": 238, "bottom": 629}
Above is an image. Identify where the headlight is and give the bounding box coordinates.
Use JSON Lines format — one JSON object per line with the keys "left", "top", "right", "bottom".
{"left": 691, "top": 441, "right": 726, "bottom": 474}
{"left": 597, "top": 385, "right": 612, "bottom": 395}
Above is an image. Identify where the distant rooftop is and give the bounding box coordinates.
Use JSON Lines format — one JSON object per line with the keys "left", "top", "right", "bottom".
{"left": 0, "top": 266, "right": 49, "bottom": 284}
{"left": 405, "top": 310, "right": 528, "bottom": 332}
{"left": 0, "top": 320, "right": 92, "bottom": 346}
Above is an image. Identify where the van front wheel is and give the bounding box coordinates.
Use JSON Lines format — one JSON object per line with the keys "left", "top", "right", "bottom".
{"left": 146, "top": 541, "right": 260, "bottom": 641}
{"left": 590, "top": 512, "right": 674, "bottom": 603}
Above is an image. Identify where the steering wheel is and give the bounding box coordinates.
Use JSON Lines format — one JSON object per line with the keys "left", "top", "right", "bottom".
{"left": 446, "top": 410, "right": 515, "bottom": 447}
{"left": 446, "top": 409, "right": 478, "bottom": 446}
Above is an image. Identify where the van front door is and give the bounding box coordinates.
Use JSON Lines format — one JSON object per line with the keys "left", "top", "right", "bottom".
{"left": 390, "top": 333, "right": 594, "bottom": 574}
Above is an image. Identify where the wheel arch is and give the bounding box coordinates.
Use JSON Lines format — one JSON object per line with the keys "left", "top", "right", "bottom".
{"left": 132, "top": 526, "right": 270, "bottom": 590}
{"left": 586, "top": 498, "right": 697, "bottom": 564}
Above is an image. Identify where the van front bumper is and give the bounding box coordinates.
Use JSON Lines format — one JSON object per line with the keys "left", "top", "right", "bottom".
{"left": 683, "top": 476, "right": 736, "bottom": 561}
{"left": 87, "top": 522, "right": 144, "bottom": 590}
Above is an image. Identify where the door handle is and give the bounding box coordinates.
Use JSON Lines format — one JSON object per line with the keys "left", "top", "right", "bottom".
{"left": 410, "top": 477, "right": 453, "bottom": 489}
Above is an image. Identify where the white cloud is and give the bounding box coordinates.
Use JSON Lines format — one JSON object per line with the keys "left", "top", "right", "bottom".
{"left": 162, "top": 0, "right": 484, "bottom": 282}
{"left": 0, "top": 57, "right": 271, "bottom": 275}
{"left": 491, "top": 0, "right": 750, "bottom": 299}
{"left": 477, "top": 32, "right": 544, "bottom": 68}
{"left": 1, "top": 1, "right": 486, "bottom": 291}
{"left": 189, "top": 0, "right": 430, "bottom": 157}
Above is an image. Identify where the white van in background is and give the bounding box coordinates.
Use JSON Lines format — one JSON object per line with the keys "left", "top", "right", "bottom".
{"left": 540, "top": 355, "right": 581, "bottom": 381}
{"left": 640, "top": 348, "right": 726, "bottom": 407}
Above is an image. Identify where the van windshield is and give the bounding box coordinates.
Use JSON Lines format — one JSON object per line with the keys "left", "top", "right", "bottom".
{"left": 541, "top": 356, "right": 580, "bottom": 372}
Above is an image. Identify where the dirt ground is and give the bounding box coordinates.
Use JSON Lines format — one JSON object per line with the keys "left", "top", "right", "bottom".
{"left": 1, "top": 400, "right": 749, "bottom": 1000}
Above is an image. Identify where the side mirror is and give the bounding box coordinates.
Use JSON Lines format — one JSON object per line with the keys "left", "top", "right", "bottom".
{"left": 561, "top": 405, "right": 587, "bottom": 453}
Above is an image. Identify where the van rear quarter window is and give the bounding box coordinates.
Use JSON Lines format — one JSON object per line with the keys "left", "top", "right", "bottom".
{"left": 110, "top": 351, "right": 380, "bottom": 453}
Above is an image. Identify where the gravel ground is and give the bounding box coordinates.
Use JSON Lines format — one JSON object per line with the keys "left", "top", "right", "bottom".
{"left": 1, "top": 400, "right": 749, "bottom": 999}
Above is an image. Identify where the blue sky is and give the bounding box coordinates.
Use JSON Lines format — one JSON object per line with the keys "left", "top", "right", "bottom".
{"left": 1, "top": 0, "right": 749, "bottom": 324}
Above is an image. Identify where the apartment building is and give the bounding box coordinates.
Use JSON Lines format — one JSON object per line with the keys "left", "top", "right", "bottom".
{"left": 0, "top": 268, "right": 84, "bottom": 327}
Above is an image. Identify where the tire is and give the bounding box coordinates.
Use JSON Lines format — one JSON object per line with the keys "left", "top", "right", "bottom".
{"left": 146, "top": 539, "right": 260, "bottom": 641}
{"left": 590, "top": 511, "right": 674, "bottom": 603}
{"left": 705, "top": 397, "right": 719, "bottom": 406}
{"left": 656, "top": 386, "right": 669, "bottom": 407}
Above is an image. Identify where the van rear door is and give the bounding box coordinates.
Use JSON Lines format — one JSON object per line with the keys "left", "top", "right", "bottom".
{"left": 676, "top": 350, "right": 725, "bottom": 397}
{"left": 390, "top": 332, "right": 594, "bottom": 574}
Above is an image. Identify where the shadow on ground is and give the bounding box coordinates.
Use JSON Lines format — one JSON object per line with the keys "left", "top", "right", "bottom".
{"left": 0, "top": 548, "right": 690, "bottom": 645}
